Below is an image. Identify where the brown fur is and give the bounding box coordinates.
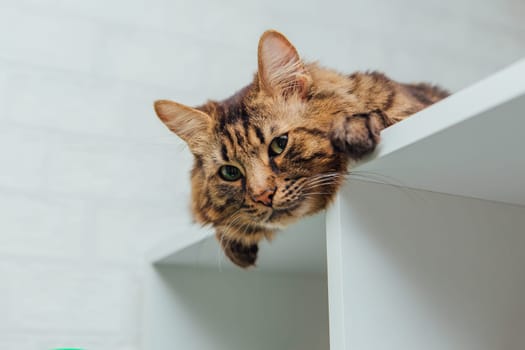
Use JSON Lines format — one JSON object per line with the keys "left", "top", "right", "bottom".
{"left": 154, "top": 30, "right": 449, "bottom": 268}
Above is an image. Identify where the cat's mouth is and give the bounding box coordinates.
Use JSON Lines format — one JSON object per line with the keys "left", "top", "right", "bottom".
{"left": 266, "top": 202, "right": 302, "bottom": 223}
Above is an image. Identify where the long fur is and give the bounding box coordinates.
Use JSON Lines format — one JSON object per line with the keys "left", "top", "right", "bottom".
{"left": 154, "top": 30, "right": 449, "bottom": 268}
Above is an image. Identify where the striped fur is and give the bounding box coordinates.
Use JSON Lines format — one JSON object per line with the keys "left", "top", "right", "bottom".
{"left": 154, "top": 30, "right": 449, "bottom": 268}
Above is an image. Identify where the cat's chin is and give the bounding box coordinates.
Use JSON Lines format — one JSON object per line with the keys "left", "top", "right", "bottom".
{"left": 263, "top": 221, "right": 288, "bottom": 230}
{"left": 263, "top": 200, "right": 313, "bottom": 230}
{"left": 263, "top": 212, "right": 302, "bottom": 230}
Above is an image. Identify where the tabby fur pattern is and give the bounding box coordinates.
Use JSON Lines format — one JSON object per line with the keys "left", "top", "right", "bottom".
{"left": 154, "top": 30, "right": 448, "bottom": 268}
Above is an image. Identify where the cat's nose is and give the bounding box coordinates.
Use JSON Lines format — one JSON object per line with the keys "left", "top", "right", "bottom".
{"left": 251, "top": 187, "right": 276, "bottom": 207}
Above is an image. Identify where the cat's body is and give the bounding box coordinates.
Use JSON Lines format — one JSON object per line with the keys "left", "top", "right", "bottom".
{"left": 154, "top": 30, "right": 448, "bottom": 268}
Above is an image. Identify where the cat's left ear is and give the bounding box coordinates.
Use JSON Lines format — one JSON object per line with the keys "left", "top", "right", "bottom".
{"left": 257, "top": 30, "right": 311, "bottom": 98}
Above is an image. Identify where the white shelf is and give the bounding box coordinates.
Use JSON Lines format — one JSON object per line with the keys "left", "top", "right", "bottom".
{"left": 327, "top": 179, "right": 525, "bottom": 350}
{"left": 357, "top": 59, "right": 525, "bottom": 206}
{"left": 143, "top": 59, "right": 525, "bottom": 350}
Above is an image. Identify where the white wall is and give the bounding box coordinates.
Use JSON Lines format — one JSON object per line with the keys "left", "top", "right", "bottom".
{"left": 0, "top": 0, "right": 523, "bottom": 349}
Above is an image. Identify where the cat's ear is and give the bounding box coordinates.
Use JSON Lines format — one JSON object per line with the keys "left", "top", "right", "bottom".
{"left": 154, "top": 100, "right": 212, "bottom": 153}
{"left": 257, "top": 30, "right": 311, "bottom": 98}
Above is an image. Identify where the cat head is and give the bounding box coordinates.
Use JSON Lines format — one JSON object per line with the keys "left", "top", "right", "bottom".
{"left": 154, "top": 30, "right": 348, "bottom": 267}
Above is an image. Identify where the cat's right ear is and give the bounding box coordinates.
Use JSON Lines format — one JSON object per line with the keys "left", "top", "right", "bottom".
{"left": 257, "top": 30, "right": 311, "bottom": 98}
{"left": 154, "top": 100, "right": 212, "bottom": 153}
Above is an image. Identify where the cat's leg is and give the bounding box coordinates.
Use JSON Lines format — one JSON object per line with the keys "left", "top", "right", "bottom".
{"left": 216, "top": 230, "right": 259, "bottom": 268}
{"left": 330, "top": 110, "right": 392, "bottom": 159}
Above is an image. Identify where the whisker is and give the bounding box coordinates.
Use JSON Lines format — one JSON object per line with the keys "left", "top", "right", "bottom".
{"left": 349, "top": 170, "right": 405, "bottom": 187}
{"left": 301, "top": 178, "right": 340, "bottom": 186}
{"left": 299, "top": 180, "right": 342, "bottom": 191}
{"left": 299, "top": 173, "right": 346, "bottom": 188}
{"left": 348, "top": 172, "right": 428, "bottom": 204}
{"left": 215, "top": 208, "right": 245, "bottom": 270}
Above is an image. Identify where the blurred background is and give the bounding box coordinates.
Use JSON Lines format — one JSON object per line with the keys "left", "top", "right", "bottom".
{"left": 0, "top": 0, "right": 523, "bottom": 348}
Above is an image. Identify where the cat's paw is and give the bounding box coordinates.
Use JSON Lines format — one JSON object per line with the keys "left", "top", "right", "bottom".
{"left": 330, "top": 110, "right": 389, "bottom": 159}
{"left": 220, "top": 238, "right": 259, "bottom": 268}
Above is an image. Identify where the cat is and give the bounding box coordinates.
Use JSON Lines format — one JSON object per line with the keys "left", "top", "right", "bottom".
{"left": 154, "top": 30, "right": 448, "bottom": 268}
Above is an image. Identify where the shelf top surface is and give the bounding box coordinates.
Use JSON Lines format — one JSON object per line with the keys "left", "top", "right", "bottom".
{"left": 356, "top": 59, "right": 525, "bottom": 207}
{"left": 148, "top": 59, "right": 525, "bottom": 270}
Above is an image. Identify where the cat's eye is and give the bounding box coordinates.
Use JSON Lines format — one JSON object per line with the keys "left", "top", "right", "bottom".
{"left": 219, "top": 165, "right": 242, "bottom": 181}
{"left": 269, "top": 134, "right": 288, "bottom": 157}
